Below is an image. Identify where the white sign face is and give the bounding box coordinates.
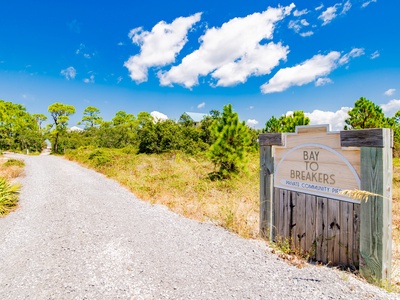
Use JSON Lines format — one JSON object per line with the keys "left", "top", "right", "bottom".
{"left": 274, "top": 126, "right": 361, "bottom": 202}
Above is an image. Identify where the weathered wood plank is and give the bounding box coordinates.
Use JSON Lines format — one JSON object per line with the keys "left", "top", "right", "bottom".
{"left": 289, "top": 191, "right": 297, "bottom": 249}
{"left": 279, "top": 189, "right": 288, "bottom": 239}
{"left": 259, "top": 133, "right": 284, "bottom": 146}
{"left": 339, "top": 201, "right": 350, "bottom": 266}
{"left": 352, "top": 203, "right": 360, "bottom": 268}
{"left": 327, "top": 199, "right": 340, "bottom": 265}
{"left": 305, "top": 194, "right": 316, "bottom": 258}
{"left": 316, "top": 197, "right": 328, "bottom": 263}
{"left": 273, "top": 188, "right": 280, "bottom": 241}
{"left": 293, "top": 192, "right": 306, "bottom": 253}
{"left": 340, "top": 128, "right": 393, "bottom": 148}
{"left": 259, "top": 145, "right": 274, "bottom": 239}
{"left": 359, "top": 129, "right": 393, "bottom": 282}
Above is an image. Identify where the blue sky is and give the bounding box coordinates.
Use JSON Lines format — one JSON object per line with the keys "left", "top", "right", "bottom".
{"left": 0, "top": 0, "right": 399, "bottom": 130}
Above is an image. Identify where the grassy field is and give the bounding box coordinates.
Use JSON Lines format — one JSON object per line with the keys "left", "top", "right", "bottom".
{"left": 0, "top": 157, "right": 23, "bottom": 216}
{"left": 65, "top": 148, "right": 400, "bottom": 287}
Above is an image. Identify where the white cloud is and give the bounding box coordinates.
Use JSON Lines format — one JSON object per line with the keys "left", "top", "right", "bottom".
{"left": 384, "top": 89, "right": 396, "bottom": 96}
{"left": 117, "top": 42, "right": 124, "bottom": 46}
{"left": 315, "top": 4, "right": 324, "bottom": 11}
{"left": 249, "top": 106, "right": 254, "bottom": 110}
{"left": 76, "top": 43, "right": 94, "bottom": 59}
{"left": 300, "top": 31, "right": 314, "bottom": 37}
{"left": 261, "top": 51, "right": 340, "bottom": 93}
{"left": 341, "top": 1, "right": 352, "bottom": 14}
{"left": 288, "top": 20, "right": 301, "bottom": 33}
{"left": 289, "top": 18, "right": 312, "bottom": 36}
{"left": 83, "top": 74, "right": 95, "bottom": 84}
{"left": 60, "top": 66, "right": 76, "bottom": 80}
{"left": 247, "top": 119, "right": 259, "bottom": 127}
{"left": 300, "top": 19, "right": 309, "bottom": 26}
{"left": 305, "top": 107, "right": 351, "bottom": 131}
{"left": 150, "top": 111, "right": 168, "bottom": 122}
{"left": 381, "top": 99, "right": 400, "bottom": 116}
{"left": 261, "top": 48, "right": 363, "bottom": 94}
{"left": 117, "top": 76, "right": 123, "bottom": 84}
{"left": 318, "top": 4, "right": 339, "bottom": 25}
{"left": 371, "top": 50, "right": 380, "bottom": 59}
{"left": 293, "top": 9, "right": 309, "bottom": 17}
{"left": 159, "top": 4, "right": 294, "bottom": 88}
{"left": 315, "top": 77, "right": 333, "bottom": 86}
{"left": 362, "top": 0, "right": 377, "bottom": 8}
{"left": 197, "top": 102, "right": 206, "bottom": 109}
{"left": 338, "top": 48, "right": 365, "bottom": 65}
{"left": 124, "top": 13, "right": 202, "bottom": 83}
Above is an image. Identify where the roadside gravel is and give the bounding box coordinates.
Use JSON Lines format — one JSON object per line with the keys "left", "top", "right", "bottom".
{"left": 0, "top": 153, "right": 398, "bottom": 299}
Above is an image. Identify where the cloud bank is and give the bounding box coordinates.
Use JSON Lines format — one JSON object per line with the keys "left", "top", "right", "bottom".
{"left": 124, "top": 3, "right": 365, "bottom": 94}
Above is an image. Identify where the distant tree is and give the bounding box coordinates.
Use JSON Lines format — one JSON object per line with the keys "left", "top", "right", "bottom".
{"left": 48, "top": 102, "right": 76, "bottom": 153}
{"left": 207, "top": 104, "right": 251, "bottom": 178}
{"left": 264, "top": 111, "right": 310, "bottom": 133}
{"left": 264, "top": 116, "right": 281, "bottom": 133}
{"left": 345, "top": 97, "right": 386, "bottom": 129}
{"left": 0, "top": 100, "right": 43, "bottom": 151}
{"left": 199, "top": 109, "right": 221, "bottom": 145}
{"left": 178, "top": 113, "right": 194, "bottom": 127}
{"left": 78, "top": 106, "right": 103, "bottom": 129}
{"left": 32, "top": 113, "right": 47, "bottom": 130}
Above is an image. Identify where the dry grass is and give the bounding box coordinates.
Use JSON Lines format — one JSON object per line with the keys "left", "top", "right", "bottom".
{"left": 65, "top": 149, "right": 260, "bottom": 238}
{"left": 391, "top": 158, "right": 400, "bottom": 288}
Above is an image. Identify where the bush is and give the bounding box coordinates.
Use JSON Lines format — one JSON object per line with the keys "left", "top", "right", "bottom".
{"left": 3, "top": 159, "right": 25, "bottom": 168}
{"left": 0, "top": 177, "right": 20, "bottom": 215}
{"left": 88, "top": 149, "right": 112, "bottom": 166}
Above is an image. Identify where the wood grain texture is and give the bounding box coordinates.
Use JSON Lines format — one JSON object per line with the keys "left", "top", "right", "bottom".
{"left": 359, "top": 131, "right": 393, "bottom": 282}
{"left": 305, "top": 194, "right": 316, "bottom": 257}
{"left": 259, "top": 146, "right": 274, "bottom": 239}
{"left": 339, "top": 202, "right": 350, "bottom": 266}
{"left": 340, "top": 128, "right": 393, "bottom": 148}
{"left": 327, "top": 199, "right": 340, "bottom": 265}
{"left": 352, "top": 204, "right": 360, "bottom": 268}
{"left": 259, "top": 133, "right": 284, "bottom": 146}
{"left": 316, "top": 197, "right": 328, "bottom": 263}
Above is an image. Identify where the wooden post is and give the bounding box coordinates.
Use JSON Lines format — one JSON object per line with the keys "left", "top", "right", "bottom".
{"left": 341, "top": 128, "right": 393, "bottom": 283}
{"left": 259, "top": 133, "right": 283, "bottom": 240}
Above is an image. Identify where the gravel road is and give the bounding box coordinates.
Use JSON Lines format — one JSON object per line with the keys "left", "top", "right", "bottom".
{"left": 0, "top": 153, "right": 398, "bottom": 299}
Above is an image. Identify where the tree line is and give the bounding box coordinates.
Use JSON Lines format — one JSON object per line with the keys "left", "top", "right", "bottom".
{"left": 1, "top": 96, "right": 400, "bottom": 176}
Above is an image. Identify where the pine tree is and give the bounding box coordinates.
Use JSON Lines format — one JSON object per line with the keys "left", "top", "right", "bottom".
{"left": 207, "top": 104, "right": 251, "bottom": 178}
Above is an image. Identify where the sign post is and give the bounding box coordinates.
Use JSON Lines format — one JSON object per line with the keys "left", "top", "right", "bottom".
{"left": 260, "top": 125, "right": 392, "bottom": 283}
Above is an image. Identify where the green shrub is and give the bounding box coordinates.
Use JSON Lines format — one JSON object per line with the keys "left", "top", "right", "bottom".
{"left": 0, "top": 177, "right": 20, "bottom": 215}
{"left": 3, "top": 159, "right": 25, "bottom": 168}
{"left": 88, "top": 149, "right": 111, "bottom": 166}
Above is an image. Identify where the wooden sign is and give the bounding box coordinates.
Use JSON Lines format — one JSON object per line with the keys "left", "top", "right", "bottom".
{"left": 274, "top": 125, "right": 361, "bottom": 202}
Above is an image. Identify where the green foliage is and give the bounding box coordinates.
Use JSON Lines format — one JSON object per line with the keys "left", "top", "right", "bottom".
{"left": 79, "top": 106, "right": 103, "bottom": 129}
{"left": 207, "top": 104, "right": 251, "bottom": 178}
{"left": 88, "top": 149, "right": 112, "bottom": 166}
{"left": 0, "top": 177, "right": 20, "bottom": 216}
{"left": 48, "top": 102, "right": 76, "bottom": 153}
{"left": 0, "top": 100, "right": 44, "bottom": 152}
{"left": 3, "top": 159, "right": 24, "bottom": 168}
{"left": 345, "top": 97, "right": 387, "bottom": 129}
{"left": 264, "top": 111, "right": 310, "bottom": 133}
{"left": 344, "top": 96, "right": 400, "bottom": 156}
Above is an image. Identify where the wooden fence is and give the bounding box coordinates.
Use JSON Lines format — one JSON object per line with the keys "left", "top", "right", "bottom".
{"left": 260, "top": 127, "right": 392, "bottom": 282}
